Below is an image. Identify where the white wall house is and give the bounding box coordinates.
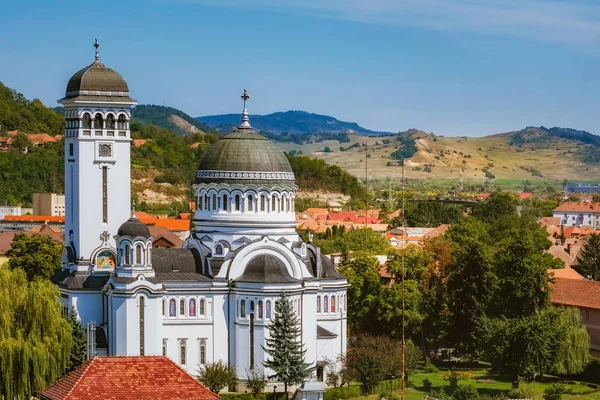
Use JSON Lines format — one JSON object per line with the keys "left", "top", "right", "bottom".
{"left": 553, "top": 202, "right": 600, "bottom": 229}
{"left": 54, "top": 43, "right": 347, "bottom": 391}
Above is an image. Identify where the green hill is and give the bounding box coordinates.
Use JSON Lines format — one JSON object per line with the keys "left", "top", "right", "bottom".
{"left": 132, "top": 105, "right": 215, "bottom": 135}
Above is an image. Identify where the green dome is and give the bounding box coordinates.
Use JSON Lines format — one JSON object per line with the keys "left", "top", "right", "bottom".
{"left": 195, "top": 128, "right": 295, "bottom": 185}
{"left": 61, "top": 60, "right": 135, "bottom": 103}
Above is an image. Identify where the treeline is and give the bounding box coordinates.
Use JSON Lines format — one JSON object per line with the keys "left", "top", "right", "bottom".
{"left": 0, "top": 82, "right": 64, "bottom": 135}
{"left": 286, "top": 155, "right": 367, "bottom": 206}
{"left": 262, "top": 131, "right": 351, "bottom": 145}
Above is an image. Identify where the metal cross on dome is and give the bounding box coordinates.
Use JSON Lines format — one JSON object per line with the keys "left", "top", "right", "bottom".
{"left": 94, "top": 38, "right": 100, "bottom": 61}
{"left": 239, "top": 88, "right": 252, "bottom": 129}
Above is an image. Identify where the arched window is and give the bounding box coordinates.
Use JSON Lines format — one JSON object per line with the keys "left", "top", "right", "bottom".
{"left": 247, "top": 195, "right": 253, "bottom": 212}
{"left": 324, "top": 296, "right": 329, "bottom": 313}
{"left": 169, "top": 299, "right": 176, "bottom": 317}
{"left": 125, "top": 245, "right": 130, "bottom": 264}
{"left": 180, "top": 299, "right": 185, "bottom": 316}
{"left": 317, "top": 296, "right": 321, "bottom": 313}
{"left": 214, "top": 244, "right": 223, "bottom": 256}
{"left": 198, "top": 194, "right": 204, "bottom": 211}
{"left": 162, "top": 299, "right": 165, "bottom": 316}
{"left": 106, "top": 114, "right": 115, "bottom": 129}
{"left": 212, "top": 194, "right": 217, "bottom": 211}
{"left": 266, "top": 300, "right": 272, "bottom": 319}
{"left": 136, "top": 246, "right": 142, "bottom": 264}
{"left": 235, "top": 195, "right": 241, "bottom": 211}
{"left": 139, "top": 296, "right": 145, "bottom": 355}
{"left": 222, "top": 194, "right": 228, "bottom": 211}
{"left": 250, "top": 301, "right": 255, "bottom": 313}
{"left": 94, "top": 113, "right": 103, "bottom": 129}
{"left": 117, "top": 114, "right": 127, "bottom": 129}
{"left": 199, "top": 299, "right": 205, "bottom": 316}
{"left": 331, "top": 295, "right": 336, "bottom": 313}
{"left": 260, "top": 195, "right": 266, "bottom": 212}
{"left": 189, "top": 299, "right": 196, "bottom": 316}
{"left": 82, "top": 113, "right": 91, "bottom": 129}
{"left": 286, "top": 198, "right": 291, "bottom": 212}
{"left": 240, "top": 300, "right": 246, "bottom": 318}
{"left": 271, "top": 195, "right": 277, "bottom": 211}
{"left": 258, "top": 300, "right": 263, "bottom": 319}
{"left": 204, "top": 194, "right": 209, "bottom": 210}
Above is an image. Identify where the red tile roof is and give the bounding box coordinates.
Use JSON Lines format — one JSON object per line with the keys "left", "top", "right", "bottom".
{"left": 3, "top": 215, "right": 65, "bottom": 222}
{"left": 519, "top": 192, "right": 533, "bottom": 200}
{"left": 548, "top": 268, "right": 584, "bottom": 280}
{"left": 554, "top": 202, "right": 600, "bottom": 213}
{"left": 0, "top": 230, "right": 64, "bottom": 255}
{"left": 551, "top": 278, "right": 600, "bottom": 310}
{"left": 39, "top": 356, "right": 220, "bottom": 400}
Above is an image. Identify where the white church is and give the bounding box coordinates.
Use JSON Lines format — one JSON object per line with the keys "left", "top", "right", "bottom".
{"left": 54, "top": 41, "right": 348, "bottom": 388}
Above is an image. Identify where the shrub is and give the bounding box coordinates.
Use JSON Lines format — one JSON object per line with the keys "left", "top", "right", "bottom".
{"left": 424, "top": 364, "right": 439, "bottom": 373}
{"left": 577, "top": 357, "right": 600, "bottom": 384}
{"left": 197, "top": 360, "right": 238, "bottom": 393}
{"left": 543, "top": 384, "right": 565, "bottom": 400}
{"left": 452, "top": 384, "right": 479, "bottom": 400}
{"left": 323, "top": 385, "right": 361, "bottom": 400}
{"left": 378, "top": 392, "right": 400, "bottom": 400}
{"left": 246, "top": 368, "right": 268, "bottom": 395}
{"left": 423, "top": 378, "right": 433, "bottom": 392}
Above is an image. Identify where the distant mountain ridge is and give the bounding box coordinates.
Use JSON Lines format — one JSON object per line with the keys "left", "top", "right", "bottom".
{"left": 132, "top": 105, "right": 215, "bottom": 135}
{"left": 197, "top": 110, "right": 390, "bottom": 135}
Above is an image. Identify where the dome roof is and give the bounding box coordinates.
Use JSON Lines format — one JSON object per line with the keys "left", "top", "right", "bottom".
{"left": 195, "top": 129, "right": 295, "bottom": 185}
{"left": 117, "top": 215, "right": 151, "bottom": 239}
{"left": 237, "top": 254, "right": 298, "bottom": 284}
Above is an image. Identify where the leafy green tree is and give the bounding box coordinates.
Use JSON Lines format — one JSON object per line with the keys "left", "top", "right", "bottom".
{"left": 197, "top": 360, "right": 237, "bottom": 393}
{"left": 67, "top": 308, "right": 87, "bottom": 372}
{"left": 471, "top": 192, "right": 517, "bottom": 223}
{"left": 0, "top": 267, "right": 72, "bottom": 398}
{"left": 7, "top": 233, "right": 62, "bottom": 281}
{"left": 246, "top": 367, "right": 268, "bottom": 395}
{"left": 574, "top": 233, "right": 600, "bottom": 280}
{"left": 391, "top": 201, "right": 463, "bottom": 228}
{"left": 345, "top": 334, "right": 391, "bottom": 394}
{"left": 12, "top": 132, "right": 32, "bottom": 152}
{"left": 262, "top": 292, "right": 310, "bottom": 397}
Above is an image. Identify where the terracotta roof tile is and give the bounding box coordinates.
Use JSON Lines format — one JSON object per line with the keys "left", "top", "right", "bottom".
{"left": 551, "top": 277, "right": 600, "bottom": 310}
{"left": 554, "top": 202, "right": 600, "bottom": 213}
{"left": 39, "top": 356, "right": 220, "bottom": 400}
{"left": 3, "top": 215, "right": 65, "bottom": 222}
{"left": 548, "top": 268, "right": 584, "bottom": 280}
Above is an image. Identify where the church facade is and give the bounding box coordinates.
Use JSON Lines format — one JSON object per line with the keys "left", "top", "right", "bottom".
{"left": 54, "top": 42, "right": 348, "bottom": 387}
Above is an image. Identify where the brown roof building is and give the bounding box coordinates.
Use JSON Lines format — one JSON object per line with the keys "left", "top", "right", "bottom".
{"left": 39, "top": 356, "right": 220, "bottom": 400}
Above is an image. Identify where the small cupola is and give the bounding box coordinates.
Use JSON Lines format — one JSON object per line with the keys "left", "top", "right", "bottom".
{"left": 115, "top": 214, "right": 154, "bottom": 278}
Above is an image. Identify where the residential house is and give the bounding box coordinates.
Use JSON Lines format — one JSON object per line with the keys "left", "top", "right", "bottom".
{"left": 553, "top": 202, "right": 600, "bottom": 229}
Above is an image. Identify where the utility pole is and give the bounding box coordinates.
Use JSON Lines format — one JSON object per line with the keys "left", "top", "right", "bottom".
{"left": 401, "top": 159, "right": 406, "bottom": 400}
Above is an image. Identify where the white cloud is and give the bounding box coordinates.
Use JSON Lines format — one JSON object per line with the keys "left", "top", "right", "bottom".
{"left": 185, "top": 0, "right": 600, "bottom": 46}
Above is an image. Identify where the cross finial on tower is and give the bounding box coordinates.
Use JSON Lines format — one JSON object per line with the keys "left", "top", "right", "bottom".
{"left": 94, "top": 38, "right": 100, "bottom": 61}
{"left": 239, "top": 88, "right": 252, "bottom": 129}
{"left": 132, "top": 199, "right": 136, "bottom": 217}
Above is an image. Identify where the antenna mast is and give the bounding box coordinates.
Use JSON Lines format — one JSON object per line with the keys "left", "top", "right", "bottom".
{"left": 401, "top": 159, "right": 406, "bottom": 400}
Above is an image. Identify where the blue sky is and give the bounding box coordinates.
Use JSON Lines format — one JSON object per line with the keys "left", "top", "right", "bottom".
{"left": 0, "top": 0, "right": 599, "bottom": 136}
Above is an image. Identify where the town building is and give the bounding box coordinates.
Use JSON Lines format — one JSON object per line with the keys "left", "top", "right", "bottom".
{"left": 0, "top": 205, "right": 23, "bottom": 219}
{"left": 564, "top": 183, "right": 600, "bottom": 194}
{"left": 33, "top": 193, "right": 66, "bottom": 216}
{"left": 39, "top": 356, "right": 220, "bottom": 400}
{"left": 553, "top": 202, "right": 600, "bottom": 229}
{"left": 53, "top": 41, "right": 347, "bottom": 390}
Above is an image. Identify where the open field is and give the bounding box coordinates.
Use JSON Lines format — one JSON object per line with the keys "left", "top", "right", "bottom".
{"left": 276, "top": 132, "right": 600, "bottom": 184}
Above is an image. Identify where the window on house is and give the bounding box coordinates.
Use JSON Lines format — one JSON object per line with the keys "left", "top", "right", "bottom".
{"left": 199, "top": 299, "right": 205, "bottom": 316}
{"left": 266, "top": 300, "right": 272, "bottom": 319}
{"left": 125, "top": 245, "right": 130, "bottom": 264}
{"left": 69, "top": 143, "right": 74, "bottom": 156}
{"left": 260, "top": 195, "right": 266, "bottom": 212}
{"left": 317, "top": 296, "right": 321, "bottom": 313}
{"left": 136, "top": 246, "right": 142, "bottom": 264}
{"left": 139, "top": 296, "right": 145, "bottom": 356}
{"left": 247, "top": 195, "right": 253, "bottom": 212}
{"left": 82, "top": 113, "right": 92, "bottom": 129}
{"left": 94, "top": 113, "right": 103, "bottom": 129}
{"left": 240, "top": 300, "right": 246, "bottom": 318}
{"left": 162, "top": 299, "right": 165, "bottom": 316}
{"left": 106, "top": 114, "right": 115, "bottom": 129}
{"left": 180, "top": 299, "right": 185, "bottom": 316}
{"left": 169, "top": 299, "right": 176, "bottom": 317}
{"left": 204, "top": 195, "right": 209, "bottom": 210}
{"left": 180, "top": 340, "right": 187, "bottom": 365}
{"left": 222, "top": 194, "right": 228, "bottom": 211}
{"left": 250, "top": 301, "right": 255, "bottom": 313}
{"left": 200, "top": 340, "right": 206, "bottom": 365}
{"left": 162, "top": 339, "right": 167, "bottom": 356}
{"left": 189, "top": 299, "right": 196, "bottom": 317}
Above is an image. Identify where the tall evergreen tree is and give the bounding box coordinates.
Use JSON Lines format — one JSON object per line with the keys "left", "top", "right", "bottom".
{"left": 67, "top": 308, "right": 88, "bottom": 372}
{"left": 575, "top": 233, "right": 600, "bottom": 280}
{"left": 262, "top": 292, "right": 310, "bottom": 397}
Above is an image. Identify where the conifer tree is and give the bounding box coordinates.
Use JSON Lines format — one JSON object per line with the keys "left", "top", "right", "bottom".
{"left": 67, "top": 308, "right": 88, "bottom": 371}
{"left": 262, "top": 292, "right": 310, "bottom": 398}
{"left": 575, "top": 233, "right": 600, "bottom": 280}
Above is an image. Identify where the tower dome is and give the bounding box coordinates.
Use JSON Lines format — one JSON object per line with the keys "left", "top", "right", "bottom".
{"left": 195, "top": 89, "right": 295, "bottom": 186}
{"left": 60, "top": 39, "right": 135, "bottom": 103}
{"left": 117, "top": 215, "right": 151, "bottom": 239}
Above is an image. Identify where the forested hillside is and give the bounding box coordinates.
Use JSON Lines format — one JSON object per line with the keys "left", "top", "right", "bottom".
{"left": 131, "top": 105, "right": 215, "bottom": 135}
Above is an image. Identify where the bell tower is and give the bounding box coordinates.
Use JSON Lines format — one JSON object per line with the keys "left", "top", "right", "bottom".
{"left": 59, "top": 39, "right": 137, "bottom": 272}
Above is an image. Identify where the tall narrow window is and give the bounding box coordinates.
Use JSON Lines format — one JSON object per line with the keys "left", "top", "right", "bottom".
{"left": 189, "top": 299, "right": 196, "bottom": 317}
{"left": 94, "top": 113, "right": 103, "bottom": 129}
{"left": 260, "top": 195, "right": 266, "bottom": 212}
{"left": 235, "top": 195, "right": 241, "bottom": 211}
{"left": 198, "top": 194, "right": 203, "bottom": 211}
{"left": 125, "top": 245, "right": 130, "bottom": 264}
{"left": 117, "top": 114, "right": 126, "bottom": 129}
{"left": 272, "top": 195, "right": 277, "bottom": 211}
{"left": 180, "top": 299, "right": 185, "bottom": 316}
{"left": 102, "top": 166, "right": 108, "bottom": 223}
{"left": 331, "top": 295, "right": 336, "bottom": 313}
{"left": 222, "top": 194, "right": 228, "bottom": 211}
{"left": 136, "top": 246, "right": 142, "bottom": 264}
{"left": 162, "top": 339, "right": 167, "bottom": 356}
{"left": 169, "top": 299, "right": 176, "bottom": 317}
{"left": 266, "top": 300, "right": 272, "bottom": 319}
{"left": 212, "top": 194, "right": 217, "bottom": 210}
{"left": 324, "top": 296, "right": 329, "bottom": 313}
{"left": 250, "top": 313, "right": 255, "bottom": 369}
{"left": 247, "top": 195, "right": 253, "bottom": 212}
{"left": 240, "top": 300, "right": 246, "bottom": 318}
{"left": 204, "top": 194, "right": 209, "bottom": 210}
{"left": 199, "top": 299, "right": 205, "bottom": 316}
{"left": 162, "top": 299, "right": 165, "bottom": 316}
{"left": 200, "top": 339, "right": 206, "bottom": 364}
{"left": 180, "top": 340, "right": 187, "bottom": 365}
{"left": 69, "top": 143, "right": 74, "bottom": 156}
{"left": 250, "top": 301, "right": 255, "bottom": 313}
{"left": 82, "top": 113, "right": 91, "bottom": 129}
{"left": 317, "top": 296, "right": 321, "bottom": 313}
{"left": 106, "top": 114, "right": 115, "bottom": 129}
{"left": 139, "top": 296, "right": 145, "bottom": 356}
{"left": 258, "top": 301, "right": 263, "bottom": 319}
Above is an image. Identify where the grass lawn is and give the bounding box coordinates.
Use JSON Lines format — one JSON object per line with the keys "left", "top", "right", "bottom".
{"left": 347, "top": 368, "right": 600, "bottom": 400}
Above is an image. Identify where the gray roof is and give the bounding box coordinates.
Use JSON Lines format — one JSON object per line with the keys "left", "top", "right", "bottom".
{"left": 117, "top": 216, "right": 151, "bottom": 239}
{"left": 236, "top": 254, "right": 299, "bottom": 284}
{"left": 320, "top": 253, "right": 344, "bottom": 280}
{"left": 196, "top": 129, "right": 294, "bottom": 185}
{"left": 53, "top": 269, "right": 110, "bottom": 290}
{"left": 149, "top": 272, "right": 212, "bottom": 283}
{"left": 152, "top": 248, "right": 202, "bottom": 273}
{"left": 61, "top": 60, "right": 135, "bottom": 103}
